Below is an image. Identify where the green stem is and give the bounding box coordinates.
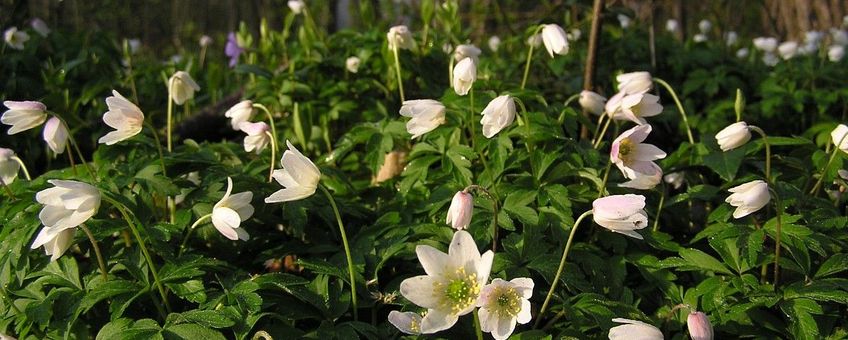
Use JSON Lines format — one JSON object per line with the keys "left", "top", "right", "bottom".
{"left": 63, "top": 119, "right": 97, "bottom": 180}
{"left": 65, "top": 144, "right": 77, "bottom": 176}
{"left": 520, "top": 26, "right": 544, "bottom": 90}
{"left": 652, "top": 184, "right": 666, "bottom": 232}
{"left": 10, "top": 156, "right": 31, "bottom": 180}
{"left": 473, "top": 309, "right": 484, "bottom": 340}
{"left": 597, "top": 159, "right": 612, "bottom": 199}
{"left": 468, "top": 89, "right": 476, "bottom": 150}
{"left": 514, "top": 98, "right": 533, "bottom": 154}
{"left": 771, "top": 189, "right": 784, "bottom": 286}
{"left": 166, "top": 77, "right": 175, "bottom": 152}
{"left": 591, "top": 113, "right": 607, "bottom": 145}
{"left": 557, "top": 93, "right": 581, "bottom": 124}
{"left": 179, "top": 213, "right": 212, "bottom": 257}
{"left": 319, "top": 184, "right": 358, "bottom": 320}
{"left": 535, "top": 210, "right": 593, "bottom": 328}
{"left": 79, "top": 223, "right": 108, "bottom": 281}
{"left": 145, "top": 123, "right": 168, "bottom": 177}
{"left": 654, "top": 78, "right": 695, "bottom": 144}
{"left": 392, "top": 46, "right": 405, "bottom": 102}
{"left": 464, "top": 185, "right": 500, "bottom": 252}
{"left": 0, "top": 178, "right": 16, "bottom": 199}
{"left": 103, "top": 195, "right": 171, "bottom": 313}
{"left": 810, "top": 132, "right": 847, "bottom": 195}
{"left": 448, "top": 56, "right": 455, "bottom": 87}
{"left": 265, "top": 131, "right": 278, "bottom": 182}
{"left": 749, "top": 126, "right": 771, "bottom": 180}
{"left": 592, "top": 116, "right": 612, "bottom": 149}
{"left": 254, "top": 104, "right": 280, "bottom": 182}
{"left": 123, "top": 39, "right": 140, "bottom": 104}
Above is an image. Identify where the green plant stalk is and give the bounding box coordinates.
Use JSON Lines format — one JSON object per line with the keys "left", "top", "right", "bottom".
{"left": 654, "top": 78, "right": 695, "bottom": 144}
{"left": 448, "top": 55, "right": 455, "bottom": 86}
{"left": 592, "top": 116, "right": 612, "bottom": 149}
{"left": 514, "top": 97, "right": 534, "bottom": 154}
{"left": 597, "top": 159, "right": 613, "bottom": 199}
{"left": 65, "top": 144, "right": 77, "bottom": 176}
{"left": 10, "top": 156, "right": 31, "bottom": 180}
{"left": 809, "top": 132, "right": 847, "bottom": 195}
{"left": 473, "top": 309, "right": 484, "bottom": 340}
{"left": 591, "top": 113, "right": 607, "bottom": 145}
{"left": 123, "top": 39, "right": 140, "bottom": 104}
{"left": 79, "top": 223, "right": 108, "bottom": 281}
{"left": 178, "top": 213, "right": 212, "bottom": 257}
{"left": 145, "top": 124, "right": 168, "bottom": 177}
{"left": 254, "top": 104, "right": 280, "bottom": 182}
{"left": 0, "top": 178, "right": 15, "bottom": 199}
{"left": 468, "top": 89, "right": 476, "bottom": 150}
{"left": 166, "top": 78, "right": 175, "bottom": 152}
{"left": 556, "top": 93, "right": 581, "bottom": 124}
{"left": 535, "top": 210, "right": 593, "bottom": 328}
{"left": 464, "top": 185, "right": 500, "bottom": 252}
{"left": 61, "top": 117, "right": 98, "bottom": 180}
{"left": 652, "top": 184, "right": 666, "bottom": 232}
{"left": 772, "top": 192, "right": 784, "bottom": 286}
{"left": 319, "top": 184, "right": 358, "bottom": 320}
{"left": 520, "top": 26, "right": 544, "bottom": 90}
{"left": 104, "top": 195, "right": 171, "bottom": 313}
{"left": 749, "top": 126, "right": 771, "bottom": 180}
{"left": 392, "top": 46, "right": 406, "bottom": 102}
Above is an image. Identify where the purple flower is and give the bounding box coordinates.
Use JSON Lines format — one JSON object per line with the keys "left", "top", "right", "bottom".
{"left": 225, "top": 32, "right": 244, "bottom": 68}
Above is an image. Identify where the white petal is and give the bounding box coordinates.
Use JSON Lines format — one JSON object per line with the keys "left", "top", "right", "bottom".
{"left": 264, "top": 187, "right": 316, "bottom": 203}
{"left": 399, "top": 275, "right": 440, "bottom": 309}
{"left": 492, "top": 315, "right": 517, "bottom": 340}
{"left": 419, "top": 308, "right": 459, "bottom": 334}
{"left": 98, "top": 129, "right": 137, "bottom": 145}
{"left": 448, "top": 230, "right": 482, "bottom": 272}
{"left": 516, "top": 299, "right": 532, "bottom": 324}
{"left": 211, "top": 207, "right": 241, "bottom": 240}
{"left": 415, "top": 245, "right": 450, "bottom": 278}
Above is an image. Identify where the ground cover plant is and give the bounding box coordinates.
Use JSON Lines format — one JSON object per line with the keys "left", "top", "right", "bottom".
{"left": 2, "top": 1, "right": 848, "bottom": 339}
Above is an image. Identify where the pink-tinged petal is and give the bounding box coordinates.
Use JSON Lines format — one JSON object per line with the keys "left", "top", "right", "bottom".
{"left": 239, "top": 121, "right": 269, "bottom": 136}
{"left": 415, "top": 245, "right": 450, "bottom": 278}
{"left": 632, "top": 143, "right": 667, "bottom": 161}
{"left": 3, "top": 100, "right": 46, "bottom": 111}
{"left": 399, "top": 275, "right": 440, "bottom": 309}
{"left": 478, "top": 307, "right": 497, "bottom": 333}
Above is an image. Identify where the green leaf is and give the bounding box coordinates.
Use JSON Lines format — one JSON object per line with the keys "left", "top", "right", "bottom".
{"left": 163, "top": 323, "right": 226, "bottom": 340}
{"left": 167, "top": 280, "right": 207, "bottom": 304}
{"left": 814, "top": 253, "right": 848, "bottom": 278}
{"left": 166, "top": 310, "right": 236, "bottom": 328}
{"left": 677, "top": 248, "right": 734, "bottom": 275}
{"left": 703, "top": 147, "right": 746, "bottom": 181}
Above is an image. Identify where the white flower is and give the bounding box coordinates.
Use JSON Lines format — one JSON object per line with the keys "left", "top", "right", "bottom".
{"left": 619, "top": 166, "right": 663, "bottom": 190}
{"left": 477, "top": 278, "right": 534, "bottom": 340}
{"left": 98, "top": 90, "right": 144, "bottom": 145}
{"left": 43, "top": 117, "right": 68, "bottom": 154}
{"left": 580, "top": 90, "right": 607, "bottom": 116}
{"left": 831, "top": 28, "right": 848, "bottom": 46}
{"left": 4, "top": 27, "right": 29, "bottom": 50}
{"left": 526, "top": 33, "right": 542, "bottom": 48}
{"left": 35, "top": 180, "right": 100, "bottom": 230}
{"left": 663, "top": 171, "right": 684, "bottom": 190}
{"left": 266, "top": 141, "right": 321, "bottom": 203}
{"left": 762, "top": 52, "right": 779, "bottom": 66}
{"left": 593, "top": 195, "right": 648, "bottom": 239}
{"left": 454, "top": 44, "right": 482, "bottom": 63}
{"left": 345, "top": 56, "right": 361, "bottom": 73}
{"left": 480, "top": 95, "right": 516, "bottom": 138}
{"left": 387, "top": 25, "right": 415, "bottom": 51}
{"left": 0, "top": 148, "right": 20, "bottom": 185}
{"left": 452, "top": 58, "right": 476, "bottom": 96}
{"left": 715, "top": 121, "right": 751, "bottom": 151}
{"left": 804, "top": 31, "right": 824, "bottom": 46}
{"left": 399, "top": 230, "right": 494, "bottom": 334}
{"left": 388, "top": 311, "right": 422, "bottom": 335}
{"left": 608, "top": 318, "right": 663, "bottom": 340}
{"left": 693, "top": 34, "right": 708, "bottom": 43}
{"left": 607, "top": 92, "right": 663, "bottom": 125}
{"left": 687, "top": 311, "right": 714, "bottom": 340}
{"left": 725, "top": 31, "right": 738, "bottom": 46}
{"left": 442, "top": 42, "right": 453, "bottom": 54}
{"left": 400, "top": 99, "right": 446, "bottom": 139}
{"left": 541, "top": 24, "right": 569, "bottom": 57}
{"left": 611, "top": 124, "right": 666, "bottom": 190}
{"left": 446, "top": 191, "right": 473, "bottom": 230}
{"left": 831, "top": 124, "right": 848, "bottom": 153}
{"left": 488, "top": 36, "right": 501, "bottom": 52}
{"left": 698, "top": 19, "right": 712, "bottom": 34}
{"left": 199, "top": 35, "right": 213, "bottom": 47}
{"left": 666, "top": 19, "right": 679, "bottom": 33}
{"left": 829, "top": 45, "right": 845, "bottom": 62}
{"left": 725, "top": 180, "right": 770, "bottom": 219}
{"left": 127, "top": 39, "right": 141, "bottom": 54}
{"left": 239, "top": 121, "right": 271, "bottom": 154}
{"left": 617, "top": 14, "right": 631, "bottom": 29}
{"left": 736, "top": 48, "right": 750, "bottom": 59}
{"left": 288, "top": 0, "right": 305, "bottom": 14}
{"left": 753, "top": 37, "right": 777, "bottom": 52}
{"left": 224, "top": 100, "right": 254, "bottom": 130}
{"left": 2, "top": 100, "right": 47, "bottom": 135}
{"left": 616, "top": 71, "right": 653, "bottom": 95}
{"left": 778, "top": 41, "right": 799, "bottom": 60}
{"left": 212, "top": 177, "right": 253, "bottom": 241}
{"left": 31, "top": 18, "right": 50, "bottom": 37}
{"left": 32, "top": 228, "right": 74, "bottom": 262}
{"left": 567, "top": 28, "right": 581, "bottom": 41}
{"left": 169, "top": 71, "right": 200, "bottom": 105}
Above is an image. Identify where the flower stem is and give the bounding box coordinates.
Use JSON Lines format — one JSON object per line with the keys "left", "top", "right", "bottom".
{"left": 591, "top": 114, "right": 607, "bottom": 145}
{"left": 254, "top": 104, "right": 280, "bottom": 182}
{"left": 464, "top": 185, "right": 500, "bottom": 252}
{"left": 597, "top": 159, "right": 612, "bottom": 199}
{"left": 810, "top": 132, "right": 847, "bottom": 195}
{"left": 318, "top": 184, "right": 358, "bottom": 320}
{"left": 652, "top": 184, "right": 666, "bottom": 232}
{"left": 592, "top": 116, "right": 612, "bottom": 149}
{"left": 520, "top": 26, "right": 544, "bottom": 90}
{"left": 65, "top": 144, "right": 77, "bottom": 176}
{"left": 749, "top": 126, "right": 771, "bottom": 180}
{"left": 0, "top": 178, "right": 16, "bottom": 199}
{"left": 166, "top": 77, "right": 175, "bottom": 152}
{"left": 770, "top": 189, "right": 784, "bottom": 286}
{"left": 654, "top": 78, "right": 695, "bottom": 144}
{"left": 473, "top": 309, "right": 484, "bottom": 340}
{"left": 145, "top": 124, "right": 168, "bottom": 177}
{"left": 103, "top": 195, "right": 171, "bottom": 313}
{"left": 63, "top": 118, "right": 97, "bottom": 180}
{"left": 79, "top": 223, "right": 108, "bottom": 281}
{"left": 178, "top": 213, "right": 212, "bottom": 257}
{"left": 557, "top": 93, "right": 581, "bottom": 124}
{"left": 448, "top": 56, "right": 455, "bottom": 86}
{"left": 535, "top": 210, "right": 593, "bottom": 328}
{"left": 468, "top": 89, "right": 476, "bottom": 150}
{"left": 391, "top": 47, "right": 405, "bottom": 102}
{"left": 514, "top": 98, "right": 534, "bottom": 154}
{"left": 10, "top": 156, "right": 31, "bottom": 180}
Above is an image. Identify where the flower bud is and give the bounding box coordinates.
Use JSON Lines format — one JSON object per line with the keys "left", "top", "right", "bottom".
{"left": 832, "top": 124, "right": 848, "bottom": 153}
{"left": 0, "top": 148, "right": 21, "bottom": 185}
{"left": 346, "top": 56, "right": 361, "bottom": 73}
{"left": 169, "top": 71, "right": 200, "bottom": 105}
{"left": 288, "top": 0, "right": 305, "bottom": 14}
{"left": 687, "top": 311, "right": 714, "bottom": 340}
{"left": 608, "top": 318, "right": 662, "bottom": 340}
{"left": 541, "top": 24, "right": 569, "bottom": 57}
{"left": 488, "top": 36, "right": 501, "bottom": 52}
{"left": 452, "top": 58, "right": 476, "bottom": 96}
{"left": 387, "top": 25, "right": 415, "bottom": 51}
{"left": 725, "top": 180, "right": 770, "bottom": 219}
{"left": 579, "top": 90, "right": 607, "bottom": 116}
{"left": 446, "top": 191, "right": 473, "bottom": 230}
{"left": 829, "top": 45, "right": 845, "bottom": 62}
{"left": 480, "top": 95, "right": 516, "bottom": 138}
{"left": 593, "top": 194, "right": 649, "bottom": 239}
{"left": 734, "top": 89, "right": 745, "bottom": 119}
{"left": 715, "top": 121, "right": 751, "bottom": 152}
{"left": 43, "top": 117, "right": 68, "bottom": 154}
{"left": 399, "top": 99, "right": 446, "bottom": 139}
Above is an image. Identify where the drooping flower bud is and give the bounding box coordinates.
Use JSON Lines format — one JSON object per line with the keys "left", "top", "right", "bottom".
{"left": 446, "top": 191, "right": 473, "bottom": 230}
{"left": 687, "top": 311, "right": 714, "bottom": 340}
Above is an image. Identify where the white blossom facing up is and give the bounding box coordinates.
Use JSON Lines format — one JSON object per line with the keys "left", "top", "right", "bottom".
{"left": 211, "top": 177, "right": 254, "bottom": 241}
{"left": 399, "top": 99, "right": 446, "bottom": 139}
{"left": 480, "top": 95, "right": 516, "bottom": 138}
{"left": 477, "top": 278, "right": 534, "bottom": 340}
{"left": 610, "top": 124, "right": 666, "bottom": 190}
{"left": 98, "top": 90, "right": 144, "bottom": 145}
{"left": 265, "top": 141, "right": 321, "bottom": 203}
{"left": 345, "top": 56, "right": 361, "bottom": 73}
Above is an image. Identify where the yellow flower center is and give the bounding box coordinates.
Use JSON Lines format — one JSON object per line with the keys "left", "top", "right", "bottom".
{"left": 618, "top": 138, "right": 634, "bottom": 164}
{"left": 492, "top": 286, "right": 522, "bottom": 317}
{"left": 433, "top": 267, "right": 480, "bottom": 314}
{"left": 409, "top": 318, "right": 420, "bottom": 333}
